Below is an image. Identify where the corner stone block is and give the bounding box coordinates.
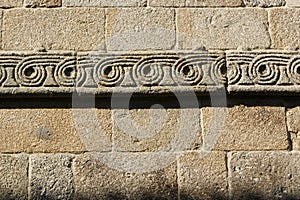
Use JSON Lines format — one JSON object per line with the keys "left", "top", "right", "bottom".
{"left": 0, "top": 154, "right": 28, "bottom": 200}
{"left": 2, "top": 8, "right": 105, "bottom": 51}
{"left": 177, "top": 8, "right": 270, "bottom": 50}
{"left": 269, "top": 8, "right": 300, "bottom": 49}
{"left": 106, "top": 8, "right": 176, "bottom": 51}
{"left": 229, "top": 151, "right": 300, "bottom": 199}
{"left": 73, "top": 153, "right": 178, "bottom": 199}
{"left": 202, "top": 106, "right": 288, "bottom": 151}
{"left": 0, "top": 108, "right": 112, "bottom": 153}
{"left": 29, "top": 154, "right": 74, "bottom": 199}
{"left": 178, "top": 151, "right": 228, "bottom": 199}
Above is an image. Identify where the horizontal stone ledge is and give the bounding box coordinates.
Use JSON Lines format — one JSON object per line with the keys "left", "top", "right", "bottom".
{"left": 0, "top": 50, "right": 298, "bottom": 96}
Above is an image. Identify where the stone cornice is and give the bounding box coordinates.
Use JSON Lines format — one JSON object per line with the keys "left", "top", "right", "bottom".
{"left": 0, "top": 50, "right": 299, "bottom": 96}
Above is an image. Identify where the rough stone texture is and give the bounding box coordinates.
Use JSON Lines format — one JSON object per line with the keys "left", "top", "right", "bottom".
{"left": 269, "top": 8, "right": 300, "bottom": 50}
{"left": 106, "top": 8, "right": 176, "bottom": 51}
{"left": 73, "top": 153, "right": 178, "bottom": 199}
{"left": 112, "top": 108, "right": 201, "bottom": 152}
{"left": 24, "top": 0, "right": 62, "bottom": 7}
{"left": 286, "top": 0, "right": 300, "bottom": 6}
{"left": 202, "top": 106, "right": 288, "bottom": 151}
{"left": 0, "top": 0, "right": 22, "bottom": 8}
{"left": 29, "top": 154, "right": 74, "bottom": 199}
{"left": 229, "top": 152, "right": 300, "bottom": 199}
{"left": 0, "top": 109, "right": 112, "bottom": 153}
{"left": 149, "top": 0, "right": 243, "bottom": 7}
{"left": 63, "top": 0, "right": 147, "bottom": 7}
{"left": 0, "top": 154, "right": 28, "bottom": 200}
{"left": 2, "top": 8, "right": 105, "bottom": 51}
{"left": 243, "top": 0, "right": 285, "bottom": 7}
{"left": 287, "top": 107, "right": 300, "bottom": 150}
{"left": 177, "top": 8, "right": 270, "bottom": 50}
{"left": 178, "top": 151, "right": 227, "bottom": 199}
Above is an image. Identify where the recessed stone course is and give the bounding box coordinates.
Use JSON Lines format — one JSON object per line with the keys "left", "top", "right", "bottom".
{"left": 63, "top": 0, "right": 147, "bottom": 7}
{"left": 24, "top": 0, "right": 62, "bottom": 7}
{"left": 149, "top": 0, "right": 243, "bottom": 7}
{"left": 0, "top": 0, "right": 22, "bottom": 8}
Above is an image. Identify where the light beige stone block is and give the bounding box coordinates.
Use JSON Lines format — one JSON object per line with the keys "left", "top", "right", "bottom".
{"left": 229, "top": 152, "right": 300, "bottom": 199}
{"left": 149, "top": 0, "right": 243, "bottom": 7}
{"left": 178, "top": 151, "right": 227, "bottom": 199}
{"left": 29, "top": 154, "right": 74, "bottom": 199}
{"left": 0, "top": 0, "right": 22, "bottom": 8}
{"left": 24, "top": 0, "right": 62, "bottom": 7}
{"left": 286, "top": 0, "right": 300, "bottom": 6}
{"left": 73, "top": 153, "right": 178, "bottom": 199}
{"left": 63, "top": 0, "right": 147, "bottom": 7}
{"left": 106, "top": 8, "right": 176, "bottom": 51}
{"left": 243, "top": 0, "right": 285, "bottom": 7}
{"left": 202, "top": 106, "right": 288, "bottom": 151}
{"left": 112, "top": 108, "right": 201, "bottom": 152}
{"left": 0, "top": 154, "right": 28, "bottom": 199}
{"left": 0, "top": 109, "right": 112, "bottom": 153}
{"left": 269, "top": 8, "right": 300, "bottom": 49}
{"left": 287, "top": 107, "right": 300, "bottom": 150}
{"left": 177, "top": 8, "right": 270, "bottom": 50}
{"left": 2, "top": 8, "right": 105, "bottom": 51}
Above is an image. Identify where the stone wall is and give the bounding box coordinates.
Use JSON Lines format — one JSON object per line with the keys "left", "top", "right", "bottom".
{"left": 0, "top": 0, "right": 299, "bottom": 199}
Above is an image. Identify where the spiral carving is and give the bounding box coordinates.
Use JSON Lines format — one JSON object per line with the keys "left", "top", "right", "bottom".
{"left": 248, "top": 55, "right": 283, "bottom": 85}
{"left": 288, "top": 56, "right": 300, "bottom": 85}
{"left": 94, "top": 58, "right": 136, "bottom": 87}
{"left": 211, "top": 57, "right": 227, "bottom": 84}
{"left": 172, "top": 56, "right": 204, "bottom": 85}
{"left": 133, "top": 56, "right": 176, "bottom": 86}
{"left": 54, "top": 58, "right": 77, "bottom": 86}
{"left": 228, "top": 63, "right": 242, "bottom": 85}
{"left": 15, "top": 56, "right": 59, "bottom": 86}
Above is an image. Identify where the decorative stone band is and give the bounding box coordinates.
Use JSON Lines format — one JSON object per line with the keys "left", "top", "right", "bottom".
{"left": 0, "top": 50, "right": 299, "bottom": 96}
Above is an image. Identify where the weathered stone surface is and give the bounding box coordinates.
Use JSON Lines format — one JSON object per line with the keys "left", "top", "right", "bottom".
{"left": 24, "top": 0, "right": 62, "bottom": 7}
{"left": 2, "top": 8, "right": 105, "bottom": 51}
{"left": 286, "top": 0, "right": 300, "bottom": 6}
{"left": 106, "top": 8, "right": 176, "bottom": 51}
{"left": 112, "top": 108, "right": 201, "bottom": 152}
{"left": 229, "top": 152, "right": 300, "bottom": 199}
{"left": 149, "top": 0, "right": 243, "bottom": 7}
{"left": 227, "top": 51, "right": 300, "bottom": 93}
{"left": 0, "top": 109, "right": 112, "bottom": 153}
{"left": 0, "top": 0, "right": 22, "bottom": 8}
{"left": 29, "top": 154, "right": 74, "bottom": 199}
{"left": 269, "top": 8, "right": 300, "bottom": 49}
{"left": 243, "top": 0, "right": 285, "bottom": 7}
{"left": 63, "top": 0, "right": 147, "bottom": 7}
{"left": 0, "top": 154, "right": 28, "bottom": 199}
{"left": 287, "top": 107, "right": 300, "bottom": 150}
{"left": 202, "top": 106, "right": 288, "bottom": 151}
{"left": 178, "top": 151, "right": 227, "bottom": 199}
{"left": 73, "top": 153, "right": 178, "bottom": 199}
{"left": 177, "top": 8, "right": 270, "bottom": 50}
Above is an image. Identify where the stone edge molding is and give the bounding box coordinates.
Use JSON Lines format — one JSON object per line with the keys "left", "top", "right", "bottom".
{"left": 0, "top": 50, "right": 299, "bottom": 96}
